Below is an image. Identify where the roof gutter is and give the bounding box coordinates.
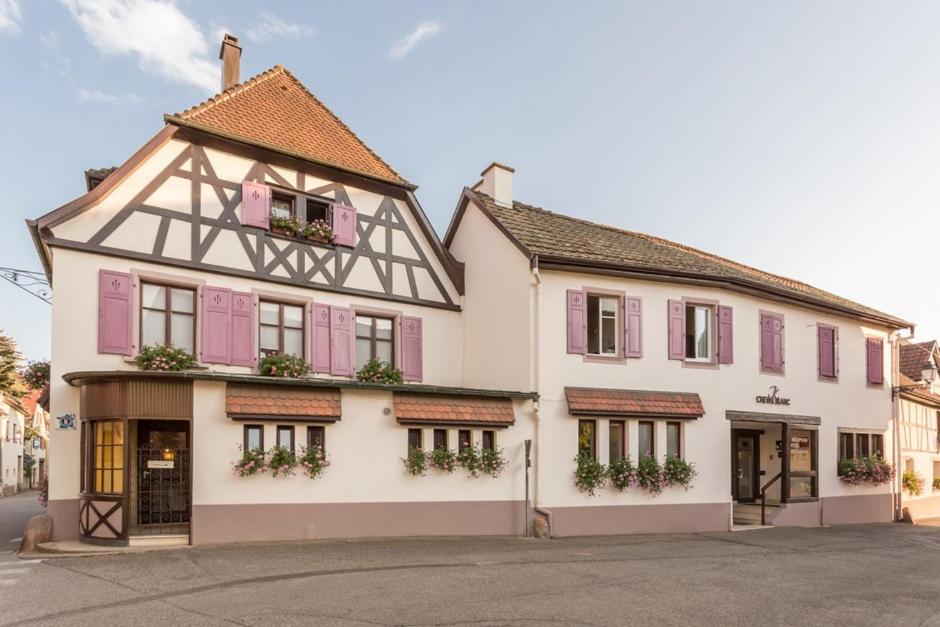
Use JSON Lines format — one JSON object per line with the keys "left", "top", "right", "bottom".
{"left": 26, "top": 219, "right": 52, "bottom": 283}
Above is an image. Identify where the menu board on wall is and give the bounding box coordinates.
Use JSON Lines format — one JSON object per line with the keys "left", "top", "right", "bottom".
{"left": 790, "top": 430, "right": 812, "bottom": 472}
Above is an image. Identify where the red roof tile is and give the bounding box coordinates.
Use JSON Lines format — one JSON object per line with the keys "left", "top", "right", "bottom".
{"left": 565, "top": 387, "right": 704, "bottom": 418}
{"left": 169, "top": 65, "right": 406, "bottom": 186}
{"left": 226, "top": 384, "right": 341, "bottom": 418}
{"left": 394, "top": 394, "right": 515, "bottom": 426}
{"left": 899, "top": 340, "right": 937, "bottom": 381}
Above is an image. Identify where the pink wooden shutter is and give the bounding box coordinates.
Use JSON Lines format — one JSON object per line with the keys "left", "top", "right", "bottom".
{"left": 98, "top": 270, "right": 133, "bottom": 355}
{"left": 304, "top": 302, "right": 314, "bottom": 370}
{"left": 401, "top": 316, "right": 423, "bottom": 382}
{"left": 332, "top": 204, "right": 357, "bottom": 247}
{"left": 566, "top": 290, "right": 586, "bottom": 354}
{"left": 329, "top": 306, "right": 354, "bottom": 376}
{"left": 867, "top": 338, "right": 884, "bottom": 385}
{"left": 818, "top": 326, "right": 835, "bottom": 378}
{"left": 717, "top": 305, "right": 733, "bottom": 364}
{"left": 760, "top": 313, "right": 783, "bottom": 371}
{"left": 241, "top": 181, "right": 270, "bottom": 229}
{"left": 230, "top": 291, "right": 255, "bottom": 367}
{"left": 201, "top": 287, "right": 232, "bottom": 364}
{"left": 625, "top": 297, "right": 642, "bottom": 358}
{"left": 667, "top": 300, "right": 685, "bottom": 360}
{"left": 312, "top": 304, "right": 331, "bottom": 373}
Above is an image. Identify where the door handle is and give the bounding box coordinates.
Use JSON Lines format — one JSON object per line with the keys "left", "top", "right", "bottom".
{"left": 736, "top": 469, "right": 743, "bottom": 479}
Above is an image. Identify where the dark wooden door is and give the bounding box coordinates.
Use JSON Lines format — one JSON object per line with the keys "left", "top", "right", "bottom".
{"left": 732, "top": 431, "right": 761, "bottom": 502}
{"left": 134, "top": 420, "right": 190, "bottom": 535}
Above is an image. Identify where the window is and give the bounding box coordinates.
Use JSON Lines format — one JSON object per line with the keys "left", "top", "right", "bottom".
{"left": 609, "top": 420, "right": 625, "bottom": 462}
{"left": 277, "top": 425, "right": 295, "bottom": 452}
{"left": 685, "top": 304, "right": 711, "bottom": 361}
{"left": 458, "top": 429, "right": 471, "bottom": 452}
{"left": 482, "top": 430, "right": 495, "bottom": 452}
{"left": 433, "top": 428, "right": 448, "bottom": 450}
{"left": 307, "top": 425, "right": 325, "bottom": 454}
{"left": 578, "top": 420, "right": 596, "bottom": 459}
{"left": 259, "top": 301, "right": 304, "bottom": 359}
{"left": 839, "top": 431, "right": 885, "bottom": 463}
{"left": 355, "top": 314, "right": 394, "bottom": 366}
{"left": 271, "top": 192, "right": 294, "bottom": 220}
{"left": 666, "top": 422, "right": 681, "bottom": 458}
{"left": 92, "top": 420, "right": 124, "bottom": 495}
{"left": 638, "top": 421, "right": 655, "bottom": 459}
{"left": 838, "top": 432, "right": 854, "bottom": 464}
{"left": 788, "top": 429, "right": 817, "bottom": 499}
{"left": 80, "top": 422, "right": 88, "bottom": 493}
{"left": 587, "top": 294, "right": 619, "bottom": 356}
{"left": 305, "top": 198, "right": 330, "bottom": 224}
{"left": 140, "top": 282, "right": 195, "bottom": 353}
{"left": 244, "top": 425, "right": 263, "bottom": 452}
{"left": 407, "top": 428, "right": 423, "bottom": 453}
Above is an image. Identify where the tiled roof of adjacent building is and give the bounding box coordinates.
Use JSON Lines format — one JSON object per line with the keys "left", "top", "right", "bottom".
{"left": 465, "top": 190, "right": 911, "bottom": 329}
{"left": 167, "top": 65, "right": 407, "bottom": 187}
{"left": 226, "top": 385, "right": 341, "bottom": 419}
{"left": 394, "top": 394, "right": 515, "bottom": 426}
{"left": 899, "top": 372, "right": 940, "bottom": 408}
{"left": 565, "top": 387, "right": 704, "bottom": 418}
{"left": 899, "top": 340, "right": 937, "bottom": 381}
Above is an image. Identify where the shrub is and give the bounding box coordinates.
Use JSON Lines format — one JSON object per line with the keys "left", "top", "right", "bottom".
{"left": 636, "top": 456, "right": 664, "bottom": 495}
{"left": 903, "top": 470, "right": 925, "bottom": 496}
{"left": 574, "top": 451, "right": 607, "bottom": 496}
{"left": 136, "top": 344, "right": 197, "bottom": 371}
{"left": 480, "top": 446, "right": 508, "bottom": 477}
{"left": 428, "top": 446, "right": 458, "bottom": 473}
{"left": 21, "top": 359, "right": 50, "bottom": 391}
{"left": 839, "top": 456, "right": 894, "bottom": 486}
{"left": 302, "top": 219, "right": 334, "bottom": 242}
{"left": 270, "top": 212, "right": 301, "bottom": 234}
{"left": 356, "top": 359, "right": 404, "bottom": 384}
{"left": 299, "top": 445, "right": 329, "bottom": 479}
{"left": 258, "top": 353, "right": 310, "bottom": 378}
{"left": 457, "top": 444, "right": 482, "bottom": 477}
{"left": 267, "top": 445, "right": 297, "bottom": 478}
{"left": 233, "top": 445, "right": 266, "bottom": 477}
{"left": 662, "top": 456, "right": 697, "bottom": 490}
{"left": 607, "top": 456, "right": 637, "bottom": 491}
{"left": 403, "top": 447, "right": 428, "bottom": 476}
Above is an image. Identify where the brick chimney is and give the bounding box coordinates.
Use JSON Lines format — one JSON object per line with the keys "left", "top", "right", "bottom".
{"left": 219, "top": 34, "right": 241, "bottom": 91}
{"left": 478, "top": 162, "right": 514, "bottom": 208}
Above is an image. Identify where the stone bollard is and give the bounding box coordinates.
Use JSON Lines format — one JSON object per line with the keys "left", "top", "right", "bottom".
{"left": 18, "top": 514, "right": 53, "bottom": 554}
{"left": 532, "top": 516, "right": 551, "bottom": 539}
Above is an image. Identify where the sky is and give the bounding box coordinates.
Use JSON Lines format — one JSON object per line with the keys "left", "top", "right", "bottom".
{"left": 2, "top": 1, "right": 940, "bottom": 361}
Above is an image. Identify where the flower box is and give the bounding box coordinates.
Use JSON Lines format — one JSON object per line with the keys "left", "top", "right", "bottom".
{"left": 271, "top": 226, "right": 295, "bottom": 238}
{"left": 305, "top": 233, "right": 331, "bottom": 244}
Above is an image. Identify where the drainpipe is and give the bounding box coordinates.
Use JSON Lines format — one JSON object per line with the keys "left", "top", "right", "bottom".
{"left": 891, "top": 331, "right": 904, "bottom": 521}
{"left": 530, "top": 257, "right": 552, "bottom": 536}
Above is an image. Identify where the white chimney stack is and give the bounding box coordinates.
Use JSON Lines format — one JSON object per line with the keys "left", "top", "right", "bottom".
{"left": 219, "top": 34, "right": 241, "bottom": 91}
{"left": 478, "top": 162, "right": 514, "bottom": 208}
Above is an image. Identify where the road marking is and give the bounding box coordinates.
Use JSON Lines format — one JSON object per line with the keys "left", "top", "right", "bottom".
{"left": 0, "top": 560, "right": 41, "bottom": 567}
{"left": 0, "top": 569, "right": 28, "bottom": 576}
{"left": 0, "top": 579, "right": 17, "bottom": 586}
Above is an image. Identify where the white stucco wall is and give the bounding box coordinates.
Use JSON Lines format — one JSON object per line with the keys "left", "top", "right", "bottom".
{"left": 898, "top": 395, "right": 940, "bottom": 503}
{"left": 0, "top": 397, "right": 25, "bottom": 494}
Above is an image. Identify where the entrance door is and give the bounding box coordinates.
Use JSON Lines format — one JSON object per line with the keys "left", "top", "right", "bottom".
{"left": 134, "top": 421, "right": 190, "bottom": 535}
{"left": 732, "top": 431, "right": 760, "bottom": 502}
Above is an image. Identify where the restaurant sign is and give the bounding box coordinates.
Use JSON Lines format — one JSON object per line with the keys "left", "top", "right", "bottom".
{"left": 756, "top": 385, "right": 791, "bottom": 406}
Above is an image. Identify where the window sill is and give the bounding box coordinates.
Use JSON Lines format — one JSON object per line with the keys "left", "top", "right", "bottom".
{"left": 760, "top": 368, "right": 786, "bottom": 377}
{"left": 122, "top": 357, "right": 209, "bottom": 372}
{"left": 682, "top": 359, "right": 718, "bottom": 370}
{"left": 583, "top": 353, "right": 625, "bottom": 364}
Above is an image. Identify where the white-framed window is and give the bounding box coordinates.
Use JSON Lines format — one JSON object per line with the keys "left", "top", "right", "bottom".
{"left": 587, "top": 294, "right": 619, "bottom": 356}
{"left": 685, "top": 304, "right": 712, "bottom": 361}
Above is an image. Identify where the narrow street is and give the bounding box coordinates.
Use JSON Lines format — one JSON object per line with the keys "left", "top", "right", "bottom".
{"left": 0, "top": 491, "right": 42, "bottom": 553}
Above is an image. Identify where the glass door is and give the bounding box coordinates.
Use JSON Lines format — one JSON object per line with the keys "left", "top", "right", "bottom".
{"left": 733, "top": 433, "right": 759, "bottom": 502}
{"left": 133, "top": 420, "right": 190, "bottom": 536}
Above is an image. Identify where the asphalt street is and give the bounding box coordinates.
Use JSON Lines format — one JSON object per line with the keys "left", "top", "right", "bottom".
{"left": 0, "top": 499, "right": 939, "bottom": 626}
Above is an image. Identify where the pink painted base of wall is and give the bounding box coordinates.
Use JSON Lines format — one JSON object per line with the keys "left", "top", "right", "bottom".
{"left": 46, "top": 498, "right": 80, "bottom": 541}
{"left": 773, "top": 501, "right": 820, "bottom": 527}
{"left": 902, "top": 494, "right": 940, "bottom": 522}
{"left": 821, "top": 493, "right": 893, "bottom": 525}
{"left": 191, "top": 500, "right": 527, "bottom": 545}
{"left": 547, "top": 502, "right": 731, "bottom": 536}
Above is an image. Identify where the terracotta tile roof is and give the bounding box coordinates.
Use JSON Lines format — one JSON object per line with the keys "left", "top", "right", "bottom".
{"left": 565, "top": 387, "right": 704, "bottom": 418}
{"left": 899, "top": 340, "right": 937, "bottom": 381}
{"left": 226, "top": 384, "right": 341, "bottom": 419}
{"left": 899, "top": 372, "right": 940, "bottom": 408}
{"left": 21, "top": 390, "right": 41, "bottom": 417}
{"left": 394, "top": 394, "right": 515, "bottom": 426}
{"left": 168, "top": 65, "right": 407, "bottom": 186}
{"left": 468, "top": 190, "right": 910, "bottom": 329}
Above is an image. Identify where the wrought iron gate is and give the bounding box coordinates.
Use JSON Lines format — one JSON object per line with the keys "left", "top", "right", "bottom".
{"left": 132, "top": 445, "right": 191, "bottom": 536}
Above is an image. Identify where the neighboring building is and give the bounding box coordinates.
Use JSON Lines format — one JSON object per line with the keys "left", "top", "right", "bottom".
{"left": 896, "top": 340, "right": 940, "bottom": 520}
{"left": 0, "top": 392, "right": 26, "bottom": 496}
{"left": 21, "top": 389, "right": 50, "bottom": 487}
{"left": 445, "top": 172, "right": 910, "bottom": 534}
{"left": 27, "top": 36, "right": 915, "bottom": 545}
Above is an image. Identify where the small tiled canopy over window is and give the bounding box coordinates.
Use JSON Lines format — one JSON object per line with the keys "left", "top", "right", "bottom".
{"left": 393, "top": 394, "right": 515, "bottom": 428}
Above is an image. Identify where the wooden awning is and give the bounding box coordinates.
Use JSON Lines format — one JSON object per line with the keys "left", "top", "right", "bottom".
{"left": 394, "top": 394, "right": 515, "bottom": 427}
{"left": 725, "top": 410, "right": 820, "bottom": 426}
{"left": 226, "top": 384, "right": 341, "bottom": 421}
{"left": 565, "top": 387, "right": 704, "bottom": 419}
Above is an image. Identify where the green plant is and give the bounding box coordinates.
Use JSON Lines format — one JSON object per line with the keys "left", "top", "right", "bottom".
{"left": 302, "top": 219, "right": 334, "bottom": 241}
{"left": 428, "top": 446, "right": 458, "bottom": 473}
{"left": 903, "top": 470, "right": 925, "bottom": 496}
{"left": 574, "top": 451, "right": 607, "bottom": 496}
{"left": 299, "top": 444, "right": 329, "bottom": 479}
{"left": 269, "top": 212, "right": 301, "bottom": 234}
{"left": 136, "top": 343, "right": 197, "bottom": 371}
{"left": 839, "top": 456, "right": 894, "bottom": 486}
{"left": 356, "top": 359, "right": 404, "bottom": 384}
{"left": 636, "top": 456, "right": 664, "bottom": 495}
{"left": 457, "top": 444, "right": 483, "bottom": 477}
{"left": 607, "top": 456, "right": 637, "bottom": 491}
{"left": 662, "top": 456, "right": 697, "bottom": 490}
{"left": 233, "top": 445, "right": 266, "bottom": 477}
{"left": 267, "top": 445, "right": 297, "bottom": 478}
{"left": 258, "top": 353, "right": 310, "bottom": 377}
{"left": 0, "top": 332, "right": 25, "bottom": 398}
{"left": 480, "top": 446, "right": 508, "bottom": 477}
{"left": 403, "top": 446, "right": 428, "bottom": 476}
{"left": 20, "top": 359, "right": 50, "bottom": 391}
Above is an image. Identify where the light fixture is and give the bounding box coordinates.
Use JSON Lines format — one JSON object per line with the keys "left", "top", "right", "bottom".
{"left": 922, "top": 360, "right": 938, "bottom": 385}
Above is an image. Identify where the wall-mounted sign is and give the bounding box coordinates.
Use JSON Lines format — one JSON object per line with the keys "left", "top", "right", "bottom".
{"left": 32, "top": 437, "right": 41, "bottom": 449}
{"left": 147, "top": 460, "right": 174, "bottom": 469}
{"left": 56, "top": 414, "right": 76, "bottom": 430}
{"left": 756, "top": 385, "right": 790, "bottom": 406}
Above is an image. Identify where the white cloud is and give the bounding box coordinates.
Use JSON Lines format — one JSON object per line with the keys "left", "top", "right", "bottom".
{"left": 389, "top": 20, "right": 441, "bottom": 59}
{"left": 60, "top": 0, "right": 217, "bottom": 92}
{"left": 77, "top": 87, "right": 142, "bottom": 104}
{"left": 0, "top": 0, "right": 22, "bottom": 34}
{"left": 39, "top": 29, "right": 60, "bottom": 48}
{"left": 244, "top": 9, "right": 314, "bottom": 43}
